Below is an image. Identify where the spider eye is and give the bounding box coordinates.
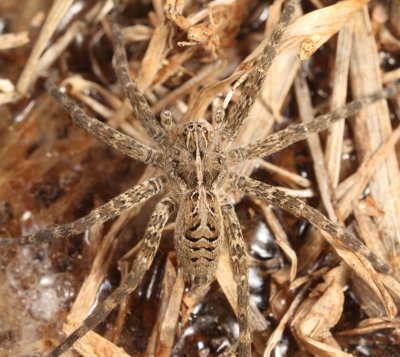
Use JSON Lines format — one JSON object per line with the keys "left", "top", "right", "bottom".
{"left": 192, "top": 192, "right": 199, "bottom": 200}
{"left": 188, "top": 124, "right": 194, "bottom": 130}
{"left": 203, "top": 128, "right": 208, "bottom": 134}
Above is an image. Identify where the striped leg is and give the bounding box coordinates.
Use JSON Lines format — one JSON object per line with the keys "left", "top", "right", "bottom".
{"left": 231, "top": 174, "right": 391, "bottom": 274}
{"left": 49, "top": 195, "right": 176, "bottom": 357}
{"left": 47, "top": 84, "right": 160, "bottom": 166}
{"left": 0, "top": 176, "right": 166, "bottom": 245}
{"left": 220, "top": 0, "right": 298, "bottom": 142}
{"left": 228, "top": 84, "right": 400, "bottom": 166}
{"left": 109, "top": 5, "right": 165, "bottom": 143}
{"left": 221, "top": 196, "right": 251, "bottom": 357}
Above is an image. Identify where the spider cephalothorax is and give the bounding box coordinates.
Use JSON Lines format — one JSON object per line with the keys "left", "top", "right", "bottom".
{"left": 164, "top": 120, "right": 229, "bottom": 192}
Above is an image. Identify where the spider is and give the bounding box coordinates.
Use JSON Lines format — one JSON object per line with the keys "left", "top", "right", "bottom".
{"left": 1, "top": 0, "right": 399, "bottom": 356}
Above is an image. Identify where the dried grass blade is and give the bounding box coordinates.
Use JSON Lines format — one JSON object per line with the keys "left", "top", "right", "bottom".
{"left": 254, "top": 200, "right": 297, "bottom": 282}
{"left": 62, "top": 225, "right": 129, "bottom": 357}
{"left": 339, "top": 317, "right": 400, "bottom": 336}
{"left": 321, "top": 231, "right": 397, "bottom": 318}
{"left": 294, "top": 73, "right": 337, "bottom": 223}
{"left": 0, "top": 31, "right": 29, "bottom": 50}
{"left": 16, "top": 0, "right": 74, "bottom": 95}
{"left": 291, "top": 281, "right": 352, "bottom": 356}
{"left": 324, "top": 21, "right": 353, "bottom": 188}
{"left": 154, "top": 269, "right": 184, "bottom": 357}
{"left": 264, "top": 282, "right": 310, "bottom": 357}
{"left": 145, "top": 255, "right": 177, "bottom": 356}
{"left": 349, "top": 8, "right": 400, "bottom": 273}
{"left": 281, "top": 0, "right": 370, "bottom": 59}
{"left": 337, "top": 125, "right": 400, "bottom": 218}
{"left": 216, "top": 247, "right": 268, "bottom": 332}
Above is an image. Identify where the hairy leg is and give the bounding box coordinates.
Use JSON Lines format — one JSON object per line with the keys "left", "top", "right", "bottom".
{"left": 0, "top": 176, "right": 166, "bottom": 245}
{"left": 221, "top": 196, "right": 251, "bottom": 357}
{"left": 47, "top": 83, "right": 160, "bottom": 167}
{"left": 228, "top": 84, "right": 400, "bottom": 165}
{"left": 109, "top": 5, "right": 165, "bottom": 143}
{"left": 230, "top": 174, "right": 391, "bottom": 274}
{"left": 49, "top": 195, "right": 176, "bottom": 357}
{"left": 220, "top": 0, "right": 298, "bottom": 142}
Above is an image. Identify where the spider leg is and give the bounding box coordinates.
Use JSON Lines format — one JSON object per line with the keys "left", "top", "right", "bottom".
{"left": 221, "top": 196, "right": 251, "bottom": 357}
{"left": 0, "top": 176, "right": 165, "bottom": 245}
{"left": 47, "top": 83, "right": 161, "bottom": 167}
{"left": 230, "top": 174, "right": 391, "bottom": 274}
{"left": 220, "top": 0, "right": 297, "bottom": 142}
{"left": 48, "top": 195, "right": 176, "bottom": 357}
{"left": 228, "top": 84, "right": 400, "bottom": 165}
{"left": 109, "top": 5, "right": 165, "bottom": 143}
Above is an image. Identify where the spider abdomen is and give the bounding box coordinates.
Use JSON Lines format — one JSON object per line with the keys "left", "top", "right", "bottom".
{"left": 174, "top": 189, "right": 223, "bottom": 286}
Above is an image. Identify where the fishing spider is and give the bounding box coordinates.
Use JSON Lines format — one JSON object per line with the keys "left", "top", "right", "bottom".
{"left": 1, "top": 0, "right": 398, "bottom": 356}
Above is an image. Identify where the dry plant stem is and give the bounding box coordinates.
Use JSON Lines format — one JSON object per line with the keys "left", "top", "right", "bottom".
{"left": 229, "top": 83, "right": 400, "bottom": 165}
{"left": 62, "top": 224, "right": 119, "bottom": 351}
{"left": 156, "top": 59, "right": 226, "bottom": 117}
{"left": 0, "top": 31, "right": 29, "bottom": 50}
{"left": 319, "top": 231, "right": 397, "bottom": 318}
{"left": 353, "top": 205, "right": 387, "bottom": 262}
{"left": 280, "top": 0, "right": 370, "bottom": 61}
{"left": 263, "top": 281, "right": 311, "bottom": 357}
{"left": 63, "top": 77, "right": 118, "bottom": 119}
{"left": 257, "top": 159, "right": 312, "bottom": 188}
{"left": 152, "top": 46, "right": 197, "bottom": 87}
{"left": 384, "top": 67, "right": 400, "bottom": 83}
{"left": 338, "top": 122, "right": 400, "bottom": 220}
{"left": 254, "top": 200, "right": 297, "bottom": 282}
{"left": 231, "top": 174, "right": 391, "bottom": 275}
{"left": 379, "top": 273, "right": 400, "bottom": 310}
{"left": 221, "top": 0, "right": 298, "bottom": 141}
{"left": 0, "top": 90, "right": 19, "bottom": 104}
{"left": 291, "top": 279, "right": 348, "bottom": 355}
{"left": 35, "top": 21, "right": 86, "bottom": 80}
{"left": 49, "top": 196, "right": 176, "bottom": 357}
{"left": 145, "top": 254, "right": 179, "bottom": 356}
{"left": 350, "top": 9, "right": 400, "bottom": 268}
{"left": 155, "top": 273, "right": 185, "bottom": 356}
{"left": 135, "top": 14, "right": 170, "bottom": 93}
{"left": 339, "top": 317, "right": 400, "bottom": 336}
{"left": 16, "top": 0, "right": 74, "bottom": 95}
{"left": 164, "top": 0, "right": 192, "bottom": 32}
{"left": 221, "top": 199, "right": 251, "bottom": 357}
{"left": 0, "top": 177, "right": 165, "bottom": 245}
{"left": 324, "top": 21, "right": 352, "bottom": 188}
{"left": 294, "top": 73, "right": 338, "bottom": 223}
